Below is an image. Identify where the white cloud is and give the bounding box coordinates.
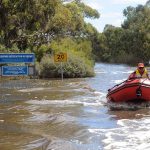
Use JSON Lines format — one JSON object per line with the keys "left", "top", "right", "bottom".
{"left": 112, "top": 19, "right": 124, "bottom": 27}
{"left": 100, "top": 12, "right": 124, "bottom": 28}
{"left": 85, "top": 17, "right": 124, "bottom": 32}
{"left": 83, "top": 0, "right": 148, "bottom": 32}
{"left": 112, "top": 0, "right": 147, "bottom": 5}
{"left": 101, "top": 12, "right": 122, "bottom": 18}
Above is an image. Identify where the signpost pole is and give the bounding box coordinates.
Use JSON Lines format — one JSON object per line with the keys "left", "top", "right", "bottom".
{"left": 61, "top": 62, "right": 63, "bottom": 81}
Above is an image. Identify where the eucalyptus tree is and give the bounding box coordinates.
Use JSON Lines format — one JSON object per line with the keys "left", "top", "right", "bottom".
{"left": 122, "top": 4, "right": 150, "bottom": 62}
{"left": 0, "top": 0, "right": 60, "bottom": 49}
{"left": 0, "top": 0, "right": 99, "bottom": 49}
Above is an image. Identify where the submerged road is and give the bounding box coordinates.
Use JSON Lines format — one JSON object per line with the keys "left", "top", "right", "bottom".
{"left": 0, "top": 63, "right": 150, "bottom": 150}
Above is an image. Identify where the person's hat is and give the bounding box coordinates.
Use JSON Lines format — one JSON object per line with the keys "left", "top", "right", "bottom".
{"left": 138, "top": 63, "right": 144, "bottom": 68}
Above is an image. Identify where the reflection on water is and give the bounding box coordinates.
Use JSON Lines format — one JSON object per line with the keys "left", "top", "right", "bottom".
{"left": 0, "top": 63, "right": 150, "bottom": 150}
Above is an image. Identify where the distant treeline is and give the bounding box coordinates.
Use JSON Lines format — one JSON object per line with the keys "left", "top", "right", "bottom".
{"left": 0, "top": 0, "right": 150, "bottom": 78}
{"left": 95, "top": 0, "right": 150, "bottom": 65}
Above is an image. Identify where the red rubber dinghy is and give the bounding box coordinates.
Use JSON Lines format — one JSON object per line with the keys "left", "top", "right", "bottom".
{"left": 107, "top": 78, "right": 150, "bottom": 103}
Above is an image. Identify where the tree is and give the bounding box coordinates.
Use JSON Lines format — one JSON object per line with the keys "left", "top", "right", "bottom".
{"left": 0, "top": 0, "right": 60, "bottom": 49}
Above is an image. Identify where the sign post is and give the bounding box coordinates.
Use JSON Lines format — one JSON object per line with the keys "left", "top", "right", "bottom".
{"left": 60, "top": 62, "right": 63, "bottom": 81}
{"left": 54, "top": 52, "right": 67, "bottom": 81}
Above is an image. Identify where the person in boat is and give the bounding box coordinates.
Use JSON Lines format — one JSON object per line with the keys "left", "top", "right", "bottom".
{"left": 128, "top": 63, "right": 150, "bottom": 79}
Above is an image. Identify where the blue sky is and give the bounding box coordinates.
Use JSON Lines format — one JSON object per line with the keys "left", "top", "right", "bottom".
{"left": 83, "top": 0, "right": 148, "bottom": 32}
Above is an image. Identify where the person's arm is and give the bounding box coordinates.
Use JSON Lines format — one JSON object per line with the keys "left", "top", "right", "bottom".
{"left": 146, "top": 72, "right": 150, "bottom": 79}
{"left": 128, "top": 72, "right": 136, "bottom": 80}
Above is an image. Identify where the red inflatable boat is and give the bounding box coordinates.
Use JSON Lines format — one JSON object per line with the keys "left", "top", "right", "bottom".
{"left": 107, "top": 78, "right": 150, "bottom": 103}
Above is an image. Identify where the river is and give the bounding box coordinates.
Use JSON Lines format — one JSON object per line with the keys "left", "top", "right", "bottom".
{"left": 0, "top": 63, "right": 150, "bottom": 150}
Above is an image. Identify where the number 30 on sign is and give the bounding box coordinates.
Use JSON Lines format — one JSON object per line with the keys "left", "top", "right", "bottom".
{"left": 54, "top": 53, "right": 67, "bottom": 62}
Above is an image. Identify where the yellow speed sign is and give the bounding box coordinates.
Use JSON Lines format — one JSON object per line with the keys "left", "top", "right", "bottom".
{"left": 54, "top": 53, "right": 67, "bottom": 62}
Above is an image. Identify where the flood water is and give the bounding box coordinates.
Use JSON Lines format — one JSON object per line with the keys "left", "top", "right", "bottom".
{"left": 1, "top": 63, "right": 150, "bottom": 150}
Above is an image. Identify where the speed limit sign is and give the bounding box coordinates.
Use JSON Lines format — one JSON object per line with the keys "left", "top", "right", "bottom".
{"left": 54, "top": 53, "right": 67, "bottom": 62}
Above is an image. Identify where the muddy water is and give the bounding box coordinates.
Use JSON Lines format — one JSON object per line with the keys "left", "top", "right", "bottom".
{"left": 1, "top": 63, "right": 150, "bottom": 150}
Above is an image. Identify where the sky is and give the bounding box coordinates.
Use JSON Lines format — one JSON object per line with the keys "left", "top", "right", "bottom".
{"left": 83, "top": 0, "right": 148, "bottom": 32}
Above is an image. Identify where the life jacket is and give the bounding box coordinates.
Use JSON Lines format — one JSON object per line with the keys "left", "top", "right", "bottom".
{"left": 135, "top": 68, "right": 148, "bottom": 78}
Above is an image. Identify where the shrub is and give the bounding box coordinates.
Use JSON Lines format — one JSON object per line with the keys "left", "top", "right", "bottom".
{"left": 37, "top": 53, "right": 94, "bottom": 78}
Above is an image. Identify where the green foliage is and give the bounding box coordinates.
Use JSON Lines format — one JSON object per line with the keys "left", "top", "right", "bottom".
{"left": 63, "top": 53, "right": 94, "bottom": 77}
{"left": 37, "top": 55, "right": 59, "bottom": 78}
{"left": 38, "top": 53, "right": 94, "bottom": 78}
{"left": 52, "top": 37, "right": 94, "bottom": 77}
{"left": 50, "top": 37, "right": 93, "bottom": 57}
{"left": 78, "top": 2, "right": 100, "bottom": 19}
{"left": 37, "top": 37, "right": 94, "bottom": 78}
{"left": 33, "top": 44, "right": 52, "bottom": 62}
{"left": 94, "top": 2, "right": 150, "bottom": 65}
{"left": 146, "top": 0, "right": 150, "bottom": 6}
{"left": 0, "top": 0, "right": 60, "bottom": 48}
{"left": 50, "top": 4, "right": 73, "bottom": 33}
{"left": 0, "top": 0, "right": 99, "bottom": 78}
{"left": 0, "top": 0, "right": 100, "bottom": 49}
{"left": 0, "top": 44, "right": 20, "bottom": 53}
{"left": 121, "top": 4, "right": 150, "bottom": 63}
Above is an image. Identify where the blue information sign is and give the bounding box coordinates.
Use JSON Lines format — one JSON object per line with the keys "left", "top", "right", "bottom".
{"left": 2, "top": 66, "right": 28, "bottom": 76}
{"left": 0, "top": 53, "right": 35, "bottom": 63}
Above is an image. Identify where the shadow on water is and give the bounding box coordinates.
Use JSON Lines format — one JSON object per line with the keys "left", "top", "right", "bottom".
{"left": 107, "top": 100, "right": 150, "bottom": 111}
{"left": 107, "top": 101, "right": 150, "bottom": 120}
